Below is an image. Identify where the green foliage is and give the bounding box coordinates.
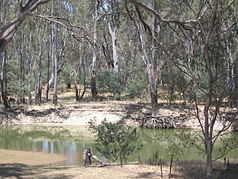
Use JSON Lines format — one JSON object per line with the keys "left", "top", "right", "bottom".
{"left": 161, "top": 67, "right": 188, "bottom": 103}
{"left": 97, "top": 71, "right": 124, "bottom": 99}
{"left": 126, "top": 70, "right": 147, "bottom": 99}
{"left": 7, "top": 57, "right": 26, "bottom": 97}
{"left": 89, "top": 119, "right": 141, "bottom": 164}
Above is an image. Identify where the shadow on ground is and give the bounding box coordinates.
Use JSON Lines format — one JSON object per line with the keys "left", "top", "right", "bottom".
{"left": 214, "top": 163, "right": 238, "bottom": 179}
{"left": 0, "top": 163, "right": 33, "bottom": 179}
{"left": 174, "top": 161, "right": 238, "bottom": 179}
{"left": 0, "top": 164, "right": 74, "bottom": 179}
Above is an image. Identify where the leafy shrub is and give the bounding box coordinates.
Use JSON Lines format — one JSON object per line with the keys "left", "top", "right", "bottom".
{"left": 97, "top": 71, "right": 124, "bottom": 99}
{"left": 89, "top": 119, "right": 141, "bottom": 165}
{"left": 126, "top": 70, "right": 147, "bottom": 99}
{"left": 161, "top": 67, "right": 188, "bottom": 103}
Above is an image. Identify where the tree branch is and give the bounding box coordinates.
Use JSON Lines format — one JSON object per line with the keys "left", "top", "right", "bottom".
{"left": 30, "top": 14, "right": 94, "bottom": 46}
{"left": 0, "top": 0, "right": 52, "bottom": 50}
{"left": 128, "top": 0, "right": 195, "bottom": 31}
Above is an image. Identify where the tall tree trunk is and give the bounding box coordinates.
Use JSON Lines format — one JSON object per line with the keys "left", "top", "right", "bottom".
{"left": 52, "top": 54, "right": 58, "bottom": 105}
{"left": 148, "top": 73, "right": 158, "bottom": 116}
{"left": 34, "top": 25, "right": 43, "bottom": 105}
{"left": 45, "top": 36, "right": 51, "bottom": 102}
{"left": 227, "top": 44, "right": 236, "bottom": 107}
{"left": 74, "top": 83, "right": 80, "bottom": 102}
{"left": 35, "top": 71, "right": 42, "bottom": 105}
{"left": 91, "top": 74, "right": 97, "bottom": 100}
{"left": 51, "top": 0, "right": 58, "bottom": 106}
{"left": 45, "top": 69, "right": 62, "bottom": 101}
{"left": 150, "top": 8, "right": 159, "bottom": 116}
{"left": 0, "top": 92, "right": 2, "bottom": 104}
{"left": 18, "top": 28, "right": 26, "bottom": 103}
{"left": 91, "top": 2, "right": 98, "bottom": 100}
{"left": 0, "top": 48, "right": 9, "bottom": 108}
{"left": 139, "top": 22, "right": 160, "bottom": 117}
{"left": 74, "top": 69, "right": 80, "bottom": 101}
{"left": 108, "top": 23, "right": 119, "bottom": 73}
{"left": 27, "top": 32, "right": 33, "bottom": 105}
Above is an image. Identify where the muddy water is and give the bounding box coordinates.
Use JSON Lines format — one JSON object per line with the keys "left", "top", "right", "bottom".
{"left": 0, "top": 126, "right": 237, "bottom": 166}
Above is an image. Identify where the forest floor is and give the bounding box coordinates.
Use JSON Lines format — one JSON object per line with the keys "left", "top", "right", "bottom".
{"left": 0, "top": 90, "right": 237, "bottom": 178}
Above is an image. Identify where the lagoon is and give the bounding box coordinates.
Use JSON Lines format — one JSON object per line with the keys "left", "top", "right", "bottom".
{"left": 0, "top": 126, "right": 237, "bottom": 165}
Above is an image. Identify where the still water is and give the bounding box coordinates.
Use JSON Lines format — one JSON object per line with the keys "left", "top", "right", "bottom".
{"left": 0, "top": 125, "right": 237, "bottom": 165}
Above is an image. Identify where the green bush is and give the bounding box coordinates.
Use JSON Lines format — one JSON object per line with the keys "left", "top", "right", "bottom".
{"left": 89, "top": 119, "right": 141, "bottom": 165}
{"left": 126, "top": 70, "right": 147, "bottom": 99}
{"left": 97, "top": 71, "right": 123, "bottom": 99}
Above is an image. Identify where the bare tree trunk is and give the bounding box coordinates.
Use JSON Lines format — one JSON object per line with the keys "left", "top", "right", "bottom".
{"left": 0, "top": 48, "right": 9, "bottom": 108}
{"left": 139, "top": 25, "right": 160, "bottom": 117}
{"left": 150, "top": 80, "right": 158, "bottom": 116}
{"left": 52, "top": 45, "right": 58, "bottom": 105}
{"left": 74, "top": 69, "right": 80, "bottom": 101}
{"left": 108, "top": 23, "right": 119, "bottom": 73}
{"left": 34, "top": 59, "right": 42, "bottom": 105}
{"left": 18, "top": 28, "right": 26, "bottom": 103}
{"left": 45, "top": 35, "right": 51, "bottom": 102}
{"left": 45, "top": 69, "right": 62, "bottom": 101}
{"left": 150, "top": 2, "right": 159, "bottom": 116}
{"left": 227, "top": 44, "right": 237, "bottom": 107}
{"left": 91, "top": 2, "right": 98, "bottom": 100}
{"left": 51, "top": 1, "right": 58, "bottom": 106}
{"left": 27, "top": 32, "right": 33, "bottom": 105}
{"left": 74, "top": 84, "right": 80, "bottom": 101}
{"left": 34, "top": 25, "right": 43, "bottom": 105}
{"left": 80, "top": 57, "right": 87, "bottom": 100}
{"left": 35, "top": 71, "right": 42, "bottom": 105}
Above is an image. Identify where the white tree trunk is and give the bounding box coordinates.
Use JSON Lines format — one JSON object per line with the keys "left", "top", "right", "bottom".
{"left": 108, "top": 23, "right": 119, "bottom": 73}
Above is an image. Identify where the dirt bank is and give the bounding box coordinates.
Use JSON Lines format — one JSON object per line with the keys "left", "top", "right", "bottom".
{"left": 0, "top": 149, "right": 66, "bottom": 166}
{"left": 1, "top": 101, "right": 229, "bottom": 131}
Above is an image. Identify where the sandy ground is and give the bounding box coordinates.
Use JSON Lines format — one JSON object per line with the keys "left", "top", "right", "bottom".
{"left": 0, "top": 164, "right": 174, "bottom": 179}
{"left": 20, "top": 164, "right": 171, "bottom": 179}
{"left": 2, "top": 100, "right": 229, "bottom": 131}
{"left": 0, "top": 148, "right": 171, "bottom": 179}
{"left": 0, "top": 149, "right": 66, "bottom": 166}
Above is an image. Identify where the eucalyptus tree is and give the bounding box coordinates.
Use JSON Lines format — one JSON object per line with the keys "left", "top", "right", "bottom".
{"left": 0, "top": 0, "right": 52, "bottom": 108}
{"left": 128, "top": 0, "right": 238, "bottom": 178}
{"left": 33, "top": 21, "right": 47, "bottom": 105}
{"left": 126, "top": 0, "right": 170, "bottom": 116}
{"left": 225, "top": 3, "right": 238, "bottom": 107}
{"left": 100, "top": 0, "right": 122, "bottom": 73}
{"left": 91, "top": 0, "right": 99, "bottom": 100}
{"left": 0, "top": 0, "right": 52, "bottom": 54}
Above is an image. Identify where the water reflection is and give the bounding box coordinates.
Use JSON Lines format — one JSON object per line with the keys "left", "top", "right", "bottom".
{"left": 0, "top": 126, "right": 237, "bottom": 166}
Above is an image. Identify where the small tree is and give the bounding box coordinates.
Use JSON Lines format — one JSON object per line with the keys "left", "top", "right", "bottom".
{"left": 89, "top": 119, "right": 141, "bottom": 165}
{"left": 97, "top": 71, "right": 124, "bottom": 99}
{"left": 126, "top": 69, "right": 147, "bottom": 99}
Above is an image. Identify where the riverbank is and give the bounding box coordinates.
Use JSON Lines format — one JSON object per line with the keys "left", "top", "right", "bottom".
{"left": 0, "top": 101, "right": 237, "bottom": 178}
{"left": 0, "top": 100, "right": 229, "bottom": 131}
